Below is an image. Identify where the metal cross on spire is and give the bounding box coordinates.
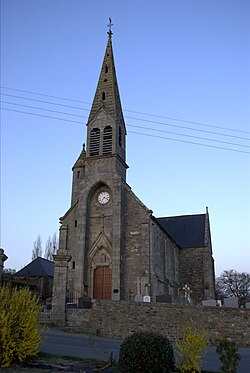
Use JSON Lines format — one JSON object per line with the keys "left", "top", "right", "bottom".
{"left": 107, "top": 17, "right": 113, "bottom": 37}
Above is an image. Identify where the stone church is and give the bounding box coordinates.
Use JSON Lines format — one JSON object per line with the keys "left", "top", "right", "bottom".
{"left": 52, "top": 29, "right": 215, "bottom": 323}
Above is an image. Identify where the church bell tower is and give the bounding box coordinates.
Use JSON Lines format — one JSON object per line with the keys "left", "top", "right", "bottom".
{"left": 86, "top": 28, "right": 127, "bottom": 172}
{"left": 52, "top": 24, "right": 128, "bottom": 323}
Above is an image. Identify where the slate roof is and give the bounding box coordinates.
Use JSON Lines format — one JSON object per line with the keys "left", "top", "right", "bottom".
{"left": 14, "top": 257, "right": 54, "bottom": 277}
{"left": 156, "top": 214, "right": 206, "bottom": 249}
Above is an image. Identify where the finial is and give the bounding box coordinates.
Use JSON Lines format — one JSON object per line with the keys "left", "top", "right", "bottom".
{"left": 107, "top": 17, "right": 113, "bottom": 37}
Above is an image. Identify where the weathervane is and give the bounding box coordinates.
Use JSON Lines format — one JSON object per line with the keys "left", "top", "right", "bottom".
{"left": 107, "top": 17, "right": 113, "bottom": 36}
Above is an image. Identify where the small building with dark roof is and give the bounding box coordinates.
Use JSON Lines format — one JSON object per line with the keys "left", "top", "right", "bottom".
{"left": 14, "top": 257, "right": 54, "bottom": 301}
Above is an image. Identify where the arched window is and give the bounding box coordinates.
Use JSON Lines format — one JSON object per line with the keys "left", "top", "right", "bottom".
{"left": 90, "top": 128, "right": 100, "bottom": 156}
{"left": 103, "top": 126, "right": 112, "bottom": 155}
{"left": 102, "top": 92, "right": 106, "bottom": 100}
{"left": 105, "top": 65, "right": 108, "bottom": 73}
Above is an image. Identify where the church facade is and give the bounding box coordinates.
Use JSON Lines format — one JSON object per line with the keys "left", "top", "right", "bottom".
{"left": 52, "top": 31, "right": 215, "bottom": 323}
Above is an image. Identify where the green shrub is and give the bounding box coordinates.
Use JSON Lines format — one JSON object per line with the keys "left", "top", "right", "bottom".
{"left": 216, "top": 339, "right": 241, "bottom": 373}
{"left": 175, "top": 321, "right": 209, "bottom": 373}
{"left": 0, "top": 286, "right": 42, "bottom": 368}
{"left": 118, "top": 331, "right": 175, "bottom": 373}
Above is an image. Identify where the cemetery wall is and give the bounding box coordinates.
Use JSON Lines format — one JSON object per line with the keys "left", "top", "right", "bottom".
{"left": 65, "top": 300, "right": 250, "bottom": 346}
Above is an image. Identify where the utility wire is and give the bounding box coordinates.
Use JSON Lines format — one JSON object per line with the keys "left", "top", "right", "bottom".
{"left": 1, "top": 101, "right": 88, "bottom": 119}
{"left": 1, "top": 86, "right": 249, "bottom": 135}
{"left": 1, "top": 86, "right": 90, "bottom": 105}
{"left": 2, "top": 101, "right": 249, "bottom": 149}
{"left": 128, "top": 124, "right": 250, "bottom": 149}
{"left": 2, "top": 108, "right": 85, "bottom": 125}
{"left": 1, "top": 93, "right": 90, "bottom": 112}
{"left": 2, "top": 107, "right": 250, "bottom": 155}
{"left": 2, "top": 93, "right": 249, "bottom": 142}
{"left": 125, "top": 109, "right": 250, "bottom": 135}
{"left": 126, "top": 116, "right": 250, "bottom": 142}
{"left": 129, "top": 131, "right": 250, "bottom": 155}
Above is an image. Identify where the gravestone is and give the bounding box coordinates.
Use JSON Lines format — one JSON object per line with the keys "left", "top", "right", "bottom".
{"left": 134, "top": 277, "right": 143, "bottom": 302}
{"left": 156, "top": 294, "right": 172, "bottom": 303}
{"left": 143, "top": 295, "right": 151, "bottom": 302}
{"left": 246, "top": 302, "right": 250, "bottom": 309}
{"left": 135, "top": 294, "right": 143, "bottom": 302}
{"left": 202, "top": 299, "right": 217, "bottom": 307}
{"left": 224, "top": 297, "right": 239, "bottom": 308}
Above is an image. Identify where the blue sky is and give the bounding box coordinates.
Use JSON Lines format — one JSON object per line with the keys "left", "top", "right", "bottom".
{"left": 1, "top": 0, "right": 250, "bottom": 276}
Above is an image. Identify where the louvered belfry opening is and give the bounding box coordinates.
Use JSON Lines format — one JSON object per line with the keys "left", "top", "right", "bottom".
{"left": 103, "top": 126, "right": 112, "bottom": 155}
{"left": 90, "top": 128, "right": 100, "bottom": 156}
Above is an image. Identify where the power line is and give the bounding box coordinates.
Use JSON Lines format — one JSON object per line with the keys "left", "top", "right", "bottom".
{"left": 1, "top": 93, "right": 90, "bottom": 112}
{"left": 2, "top": 108, "right": 84, "bottom": 125}
{"left": 3, "top": 101, "right": 248, "bottom": 148}
{"left": 126, "top": 116, "right": 250, "bottom": 142}
{"left": 2, "top": 93, "right": 249, "bottom": 142}
{"left": 129, "top": 131, "right": 250, "bottom": 155}
{"left": 2, "top": 100, "right": 249, "bottom": 147}
{"left": 1, "top": 86, "right": 90, "bottom": 105}
{"left": 2, "top": 107, "right": 250, "bottom": 155}
{"left": 1, "top": 101, "right": 88, "bottom": 119}
{"left": 126, "top": 109, "right": 250, "bottom": 135}
{"left": 128, "top": 124, "right": 250, "bottom": 149}
{"left": 2, "top": 85, "right": 249, "bottom": 135}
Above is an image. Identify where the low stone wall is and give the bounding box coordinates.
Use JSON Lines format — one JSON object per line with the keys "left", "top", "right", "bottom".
{"left": 65, "top": 300, "right": 250, "bottom": 347}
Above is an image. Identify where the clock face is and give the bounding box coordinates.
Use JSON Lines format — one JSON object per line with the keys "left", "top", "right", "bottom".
{"left": 98, "top": 191, "right": 110, "bottom": 205}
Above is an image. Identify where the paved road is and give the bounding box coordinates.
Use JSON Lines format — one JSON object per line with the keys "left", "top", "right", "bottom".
{"left": 41, "top": 328, "right": 250, "bottom": 373}
{"left": 41, "top": 328, "right": 122, "bottom": 362}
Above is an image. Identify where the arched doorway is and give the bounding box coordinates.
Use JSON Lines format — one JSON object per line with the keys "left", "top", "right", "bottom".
{"left": 93, "top": 266, "right": 112, "bottom": 299}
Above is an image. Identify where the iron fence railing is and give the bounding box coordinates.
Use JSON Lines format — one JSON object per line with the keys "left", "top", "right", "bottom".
{"left": 66, "top": 282, "right": 92, "bottom": 309}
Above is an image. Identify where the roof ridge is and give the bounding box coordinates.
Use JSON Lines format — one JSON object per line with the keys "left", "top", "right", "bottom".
{"left": 157, "top": 213, "right": 206, "bottom": 219}
{"left": 36, "top": 256, "right": 54, "bottom": 263}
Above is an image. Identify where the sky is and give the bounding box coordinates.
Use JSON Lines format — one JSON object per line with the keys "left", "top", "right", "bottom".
{"left": 1, "top": 0, "right": 250, "bottom": 276}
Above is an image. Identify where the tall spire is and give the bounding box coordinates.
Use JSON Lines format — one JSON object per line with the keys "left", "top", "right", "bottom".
{"left": 87, "top": 21, "right": 124, "bottom": 124}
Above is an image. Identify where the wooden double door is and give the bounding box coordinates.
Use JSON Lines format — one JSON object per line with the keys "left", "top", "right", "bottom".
{"left": 93, "top": 266, "right": 112, "bottom": 299}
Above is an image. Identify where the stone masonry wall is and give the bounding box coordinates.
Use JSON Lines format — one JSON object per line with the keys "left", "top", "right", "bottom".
{"left": 123, "top": 188, "right": 151, "bottom": 301}
{"left": 65, "top": 300, "right": 250, "bottom": 347}
{"left": 179, "top": 247, "right": 205, "bottom": 302}
{"left": 151, "top": 222, "right": 180, "bottom": 300}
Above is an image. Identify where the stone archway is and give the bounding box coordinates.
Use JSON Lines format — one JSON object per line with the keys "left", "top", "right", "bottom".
{"left": 88, "top": 235, "right": 112, "bottom": 299}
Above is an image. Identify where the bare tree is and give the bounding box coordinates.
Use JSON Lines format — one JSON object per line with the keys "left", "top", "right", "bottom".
{"left": 3, "top": 268, "right": 16, "bottom": 275}
{"left": 216, "top": 269, "right": 250, "bottom": 307}
{"left": 52, "top": 232, "right": 59, "bottom": 256}
{"left": 44, "top": 236, "right": 53, "bottom": 260}
{"left": 44, "top": 232, "right": 58, "bottom": 261}
{"left": 32, "top": 235, "right": 43, "bottom": 260}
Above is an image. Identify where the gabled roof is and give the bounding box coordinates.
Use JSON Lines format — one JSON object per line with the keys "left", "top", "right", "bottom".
{"left": 14, "top": 257, "right": 54, "bottom": 277}
{"left": 157, "top": 214, "right": 206, "bottom": 248}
